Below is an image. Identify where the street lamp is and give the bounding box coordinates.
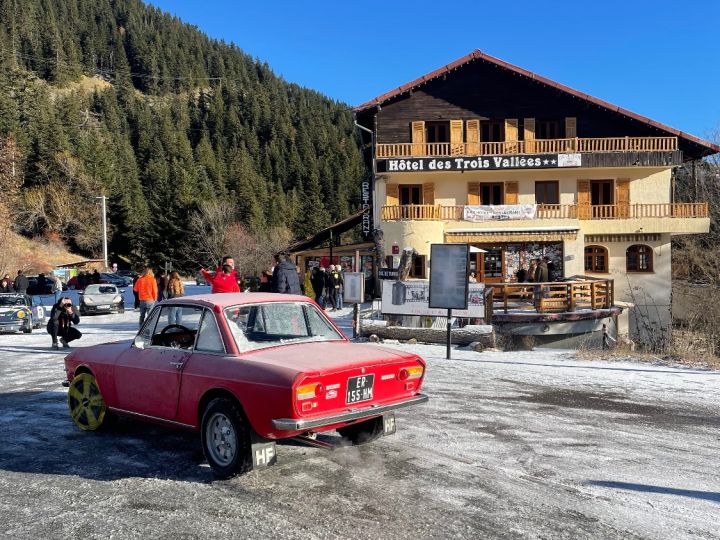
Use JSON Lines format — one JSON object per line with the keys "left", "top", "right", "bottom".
{"left": 95, "top": 195, "right": 108, "bottom": 269}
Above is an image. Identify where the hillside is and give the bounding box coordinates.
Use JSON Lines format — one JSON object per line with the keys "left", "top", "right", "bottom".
{"left": 0, "top": 0, "right": 365, "bottom": 269}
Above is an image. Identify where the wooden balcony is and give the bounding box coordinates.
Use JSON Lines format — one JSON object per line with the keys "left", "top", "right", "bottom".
{"left": 380, "top": 203, "right": 708, "bottom": 221}
{"left": 376, "top": 136, "right": 678, "bottom": 158}
{"left": 491, "top": 276, "right": 614, "bottom": 314}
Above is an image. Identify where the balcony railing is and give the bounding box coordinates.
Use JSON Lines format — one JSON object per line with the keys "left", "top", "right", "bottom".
{"left": 492, "top": 276, "right": 614, "bottom": 314}
{"left": 380, "top": 203, "right": 709, "bottom": 221}
{"left": 376, "top": 136, "right": 678, "bottom": 158}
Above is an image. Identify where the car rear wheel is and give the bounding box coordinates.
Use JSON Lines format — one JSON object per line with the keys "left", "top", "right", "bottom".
{"left": 67, "top": 373, "right": 107, "bottom": 431}
{"left": 337, "top": 417, "right": 384, "bottom": 445}
{"left": 201, "top": 398, "right": 252, "bottom": 479}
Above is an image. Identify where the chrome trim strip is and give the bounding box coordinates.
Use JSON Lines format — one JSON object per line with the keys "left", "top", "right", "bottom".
{"left": 272, "top": 394, "right": 429, "bottom": 431}
{"left": 107, "top": 407, "right": 195, "bottom": 429}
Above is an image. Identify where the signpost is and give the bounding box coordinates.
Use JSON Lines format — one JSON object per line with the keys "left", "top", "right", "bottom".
{"left": 428, "top": 244, "right": 470, "bottom": 359}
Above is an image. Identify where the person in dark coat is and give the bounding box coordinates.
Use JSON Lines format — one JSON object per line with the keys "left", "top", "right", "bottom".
{"left": 156, "top": 270, "right": 169, "bottom": 301}
{"left": 14, "top": 270, "right": 29, "bottom": 295}
{"left": 91, "top": 269, "right": 101, "bottom": 284}
{"left": 515, "top": 265, "right": 528, "bottom": 283}
{"left": 0, "top": 274, "right": 14, "bottom": 293}
{"left": 310, "top": 267, "right": 327, "bottom": 308}
{"left": 132, "top": 274, "right": 141, "bottom": 310}
{"left": 47, "top": 296, "right": 81, "bottom": 350}
{"left": 328, "top": 265, "right": 344, "bottom": 311}
{"left": 534, "top": 259, "right": 549, "bottom": 283}
{"left": 271, "top": 253, "right": 302, "bottom": 295}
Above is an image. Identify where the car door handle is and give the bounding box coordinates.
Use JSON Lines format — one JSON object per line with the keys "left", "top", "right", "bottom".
{"left": 169, "top": 362, "right": 184, "bottom": 369}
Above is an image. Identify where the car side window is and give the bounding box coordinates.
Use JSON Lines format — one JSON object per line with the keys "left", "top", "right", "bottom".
{"left": 305, "top": 305, "right": 340, "bottom": 338}
{"left": 137, "top": 306, "right": 161, "bottom": 348}
{"left": 195, "top": 310, "right": 225, "bottom": 354}
{"left": 151, "top": 305, "right": 203, "bottom": 349}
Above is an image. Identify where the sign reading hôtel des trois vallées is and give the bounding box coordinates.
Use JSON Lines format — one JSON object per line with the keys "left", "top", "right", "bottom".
{"left": 377, "top": 153, "right": 582, "bottom": 173}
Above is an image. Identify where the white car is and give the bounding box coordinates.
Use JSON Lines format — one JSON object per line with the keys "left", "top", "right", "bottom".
{"left": 79, "top": 284, "right": 125, "bottom": 315}
{"left": 0, "top": 293, "right": 45, "bottom": 333}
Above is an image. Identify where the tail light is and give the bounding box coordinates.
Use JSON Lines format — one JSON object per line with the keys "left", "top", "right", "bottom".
{"left": 296, "top": 382, "right": 324, "bottom": 401}
{"left": 398, "top": 366, "right": 424, "bottom": 381}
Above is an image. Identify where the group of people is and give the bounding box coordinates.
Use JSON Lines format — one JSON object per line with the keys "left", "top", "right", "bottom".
{"left": 310, "top": 265, "right": 344, "bottom": 311}
{"left": 516, "top": 257, "right": 553, "bottom": 284}
{"left": 132, "top": 268, "right": 185, "bottom": 327}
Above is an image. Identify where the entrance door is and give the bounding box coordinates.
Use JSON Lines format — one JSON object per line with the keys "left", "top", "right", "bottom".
{"left": 480, "top": 247, "right": 504, "bottom": 283}
{"left": 590, "top": 180, "right": 614, "bottom": 218}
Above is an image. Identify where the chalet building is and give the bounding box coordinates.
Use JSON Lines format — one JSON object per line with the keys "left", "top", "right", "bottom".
{"left": 354, "top": 50, "right": 719, "bottom": 337}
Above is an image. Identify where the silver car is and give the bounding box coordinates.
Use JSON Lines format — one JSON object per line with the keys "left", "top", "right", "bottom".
{"left": 79, "top": 284, "right": 125, "bottom": 315}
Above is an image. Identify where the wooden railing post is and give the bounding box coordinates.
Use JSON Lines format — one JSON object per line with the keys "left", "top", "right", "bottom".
{"left": 590, "top": 281, "right": 597, "bottom": 310}
{"left": 503, "top": 285, "right": 508, "bottom": 314}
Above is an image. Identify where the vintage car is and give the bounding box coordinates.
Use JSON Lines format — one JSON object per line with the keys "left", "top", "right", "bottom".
{"left": 79, "top": 284, "right": 125, "bottom": 315}
{"left": 63, "top": 293, "right": 428, "bottom": 478}
{"left": 0, "top": 293, "right": 46, "bottom": 333}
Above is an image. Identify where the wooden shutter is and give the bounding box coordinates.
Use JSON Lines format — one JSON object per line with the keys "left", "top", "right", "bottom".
{"left": 577, "top": 180, "right": 590, "bottom": 219}
{"left": 565, "top": 117, "right": 577, "bottom": 138}
{"left": 466, "top": 119, "right": 480, "bottom": 154}
{"left": 504, "top": 118, "right": 518, "bottom": 153}
{"left": 450, "top": 119, "right": 464, "bottom": 155}
{"left": 467, "top": 182, "right": 480, "bottom": 205}
{"left": 386, "top": 183, "right": 399, "bottom": 206}
{"left": 423, "top": 182, "right": 435, "bottom": 205}
{"left": 504, "top": 181, "right": 519, "bottom": 205}
{"left": 523, "top": 117, "right": 535, "bottom": 153}
{"left": 411, "top": 121, "right": 426, "bottom": 156}
{"left": 616, "top": 178, "right": 630, "bottom": 218}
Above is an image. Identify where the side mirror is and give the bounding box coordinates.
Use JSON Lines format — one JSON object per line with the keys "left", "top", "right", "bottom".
{"left": 133, "top": 335, "right": 145, "bottom": 350}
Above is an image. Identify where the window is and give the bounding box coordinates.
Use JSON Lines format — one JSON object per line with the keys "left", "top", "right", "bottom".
{"left": 136, "top": 306, "right": 161, "bottom": 348}
{"left": 399, "top": 184, "right": 422, "bottom": 205}
{"left": 536, "top": 120, "right": 560, "bottom": 139}
{"left": 591, "top": 180, "right": 614, "bottom": 205}
{"left": 535, "top": 181, "right": 559, "bottom": 205}
{"left": 626, "top": 245, "right": 653, "bottom": 272}
{"left": 425, "top": 121, "right": 449, "bottom": 143}
{"left": 195, "top": 310, "right": 226, "bottom": 353}
{"left": 480, "top": 121, "right": 503, "bottom": 142}
{"left": 150, "top": 305, "right": 203, "bottom": 349}
{"left": 479, "top": 183, "right": 503, "bottom": 205}
{"left": 224, "top": 302, "right": 345, "bottom": 352}
{"left": 410, "top": 255, "right": 426, "bottom": 278}
{"left": 584, "top": 245, "right": 608, "bottom": 273}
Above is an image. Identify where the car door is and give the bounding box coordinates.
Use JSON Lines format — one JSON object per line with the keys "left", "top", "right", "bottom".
{"left": 114, "top": 304, "right": 203, "bottom": 420}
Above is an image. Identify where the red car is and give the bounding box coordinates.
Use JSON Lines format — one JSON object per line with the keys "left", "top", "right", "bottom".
{"left": 63, "top": 293, "right": 428, "bottom": 478}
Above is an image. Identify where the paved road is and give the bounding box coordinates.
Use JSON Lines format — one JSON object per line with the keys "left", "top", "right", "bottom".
{"left": 0, "top": 300, "right": 718, "bottom": 539}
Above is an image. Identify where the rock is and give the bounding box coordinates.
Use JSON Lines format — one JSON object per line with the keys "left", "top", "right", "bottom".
{"left": 368, "top": 334, "right": 380, "bottom": 343}
{"left": 405, "top": 338, "right": 418, "bottom": 345}
{"left": 472, "top": 341, "right": 485, "bottom": 353}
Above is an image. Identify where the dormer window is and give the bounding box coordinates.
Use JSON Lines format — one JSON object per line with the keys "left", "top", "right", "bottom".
{"left": 536, "top": 119, "right": 561, "bottom": 139}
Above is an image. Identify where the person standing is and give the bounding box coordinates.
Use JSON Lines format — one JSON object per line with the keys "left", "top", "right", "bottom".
{"left": 271, "top": 253, "right": 302, "bottom": 295}
{"left": 0, "top": 274, "right": 14, "bottom": 293}
{"left": 132, "top": 273, "right": 141, "bottom": 310}
{"left": 51, "top": 272, "right": 63, "bottom": 303}
{"left": 329, "top": 265, "right": 344, "bottom": 311}
{"left": 47, "top": 297, "right": 81, "bottom": 350}
{"left": 91, "top": 269, "right": 101, "bottom": 285}
{"left": 166, "top": 271, "right": 185, "bottom": 325}
{"left": 310, "top": 267, "right": 326, "bottom": 308}
{"left": 201, "top": 264, "right": 241, "bottom": 294}
{"left": 14, "top": 270, "right": 29, "bottom": 295}
{"left": 534, "top": 258, "right": 549, "bottom": 283}
{"left": 133, "top": 268, "right": 158, "bottom": 327}
{"left": 156, "top": 270, "right": 170, "bottom": 301}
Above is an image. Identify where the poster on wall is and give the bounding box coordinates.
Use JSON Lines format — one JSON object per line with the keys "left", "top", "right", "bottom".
{"left": 464, "top": 204, "right": 538, "bottom": 222}
{"left": 428, "top": 244, "right": 470, "bottom": 310}
{"left": 381, "top": 281, "right": 485, "bottom": 317}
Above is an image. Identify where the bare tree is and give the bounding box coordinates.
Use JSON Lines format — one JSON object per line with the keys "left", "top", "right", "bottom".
{"left": 188, "top": 199, "right": 237, "bottom": 267}
{"left": 223, "top": 224, "right": 293, "bottom": 277}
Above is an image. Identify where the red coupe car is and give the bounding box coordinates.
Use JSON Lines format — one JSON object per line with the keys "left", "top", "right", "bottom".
{"left": 63, "top": 293, "right": 428, "bottom": 478}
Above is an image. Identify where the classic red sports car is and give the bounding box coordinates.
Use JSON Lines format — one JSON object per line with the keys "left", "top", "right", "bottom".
{"left": 63, "top": 293, "right": 428, "bottom": 478}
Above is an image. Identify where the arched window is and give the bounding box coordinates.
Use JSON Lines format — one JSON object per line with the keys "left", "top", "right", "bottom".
{"left": 626, "top": 244, "right": 653, "bottom": 272}
{"left": 584, "top": 245, "right": 608, "bottom": 273}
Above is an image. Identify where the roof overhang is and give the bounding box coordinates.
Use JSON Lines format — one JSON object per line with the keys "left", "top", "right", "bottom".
{"left": 288, "top": 208, "right": 368, "bottom": 253}
{"left": 446, "top": 227, "right": 579, "bottom": 243}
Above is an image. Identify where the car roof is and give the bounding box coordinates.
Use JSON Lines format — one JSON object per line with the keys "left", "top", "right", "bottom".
{"left": 164, "top": 292, "right": 313, "bottom": 309}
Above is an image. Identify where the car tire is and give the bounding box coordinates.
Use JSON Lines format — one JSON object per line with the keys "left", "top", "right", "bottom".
{"left": 337, "top": 416, "right": 384, "bottom": 445}
{"left": 67, "top": 372, "right": 108, "bottom": 431}
{"left": 23, "top": 321, "right": 32, "bottom": 334}
{"left": 200, "top": 398, "right": 252, "bottom": 479}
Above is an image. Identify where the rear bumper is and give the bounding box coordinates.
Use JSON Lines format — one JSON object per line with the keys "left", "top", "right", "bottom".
{"left": 272, "top": 393, "right": 429, "bottom": 431}
{"left": 0, "top": 323, "right": 25, "bottom": 332}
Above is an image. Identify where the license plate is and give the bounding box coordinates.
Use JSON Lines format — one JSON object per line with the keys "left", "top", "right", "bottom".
{"left": 346, "top": 374, "right": 375, "bottom": 404}
{"left": 383, "top": 413, "right": 396, "bottom": 435}
{"left": 98, "top": 305, "right": 110, "bottom": 309}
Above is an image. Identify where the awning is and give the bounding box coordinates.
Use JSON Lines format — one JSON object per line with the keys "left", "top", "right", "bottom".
{"left": 288, "top": 208, "right": 368, "bottom": 253}
{"left": 445, "top": 227, "right": 578, "bottom": 243}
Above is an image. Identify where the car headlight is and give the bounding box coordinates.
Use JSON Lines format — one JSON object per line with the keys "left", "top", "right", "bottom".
{"left": 113, "top": 295, "right": 122, "bottom": 303}
{"left": 16, "top": 310, "right": 26, "bottom": 319}
{"left": 83, "top": 298, "right": 94, "bottom": 306}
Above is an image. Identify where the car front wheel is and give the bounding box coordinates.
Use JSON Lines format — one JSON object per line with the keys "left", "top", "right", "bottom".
{"left": 337, "top": 416, "right": 384, "bottom": 445}
{"left": 67, "top": 372, "right": 107, "bottom": 431}
{"left": 201, "top": 398, "right": 252, "bottom": 479}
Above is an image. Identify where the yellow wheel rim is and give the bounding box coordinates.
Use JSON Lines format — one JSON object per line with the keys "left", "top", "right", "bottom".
{"left": 67, "top": 373, "right": 106, "bottom": 431}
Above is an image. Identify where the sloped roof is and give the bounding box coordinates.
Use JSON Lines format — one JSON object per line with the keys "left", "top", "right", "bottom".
{"left": 288, "top": 208, "right": 368, "bottom": 253}
{"left": 354, "top": 49, "right": 719, "bottom": 156}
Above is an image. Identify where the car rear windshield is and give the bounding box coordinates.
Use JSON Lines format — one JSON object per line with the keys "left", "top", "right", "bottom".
{"left": 224, "top": 302, "right": 344, "bottom": 352}
{"left": 84, "top": 285, "right": 117, "bottom": 295}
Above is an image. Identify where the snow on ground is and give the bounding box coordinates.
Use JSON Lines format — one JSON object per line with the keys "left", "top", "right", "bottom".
{"left": 0, "top": 285, "right": 718, "bottom": 539}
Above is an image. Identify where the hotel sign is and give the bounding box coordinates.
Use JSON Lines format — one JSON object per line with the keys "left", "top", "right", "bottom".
{"left": 377, "top": 153, "right": 582, "bottom": 173}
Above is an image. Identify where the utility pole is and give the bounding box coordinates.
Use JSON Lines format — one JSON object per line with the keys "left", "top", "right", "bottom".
{"left": 96, "top": 195, "right": 108, "bottom": 269}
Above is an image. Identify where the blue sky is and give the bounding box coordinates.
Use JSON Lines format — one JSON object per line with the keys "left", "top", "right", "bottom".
{"left": 148, "top": 0, "right": 719, "bottom": 141}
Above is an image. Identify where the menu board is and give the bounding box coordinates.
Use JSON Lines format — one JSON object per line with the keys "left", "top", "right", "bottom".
{"left": 428, "top": 244, "right": 469, "bottom": 310}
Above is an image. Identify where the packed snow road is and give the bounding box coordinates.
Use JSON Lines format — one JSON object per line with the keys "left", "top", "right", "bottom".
{"left": 0, "top": 287, "right": 718, "bottom": 539}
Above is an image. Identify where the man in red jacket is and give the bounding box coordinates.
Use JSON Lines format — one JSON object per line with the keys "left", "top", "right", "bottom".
{"left": 201, "top": 264, "right": 240, "bottom": 294}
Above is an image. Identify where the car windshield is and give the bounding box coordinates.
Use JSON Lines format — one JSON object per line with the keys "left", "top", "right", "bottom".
{"left": 84, "top": 285, "right": 117, "bottom": 295}
{"left": 0, "top": 295, "right": 27, "bottom": 307}
{"left": 224, "top": 302, "right": 344, "bottom": 352}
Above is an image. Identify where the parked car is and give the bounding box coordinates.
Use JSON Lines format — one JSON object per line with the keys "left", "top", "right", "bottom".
{"left": 79, "top": 284, "right": 125, "bottom": 315}
{"left": 100, "top": 273, "right": 132, "bottom": 287}
{"left": 0, "top": 293, "right": 46, "bottom": 333}
{"left": 195, "top": 270, "right": 210, "bottom": 286}
{"left": 26, "top": 276, "right": 67, "bottom": 296}
{"left": 63, "top": 293, "right": 428, "bottom": 478}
